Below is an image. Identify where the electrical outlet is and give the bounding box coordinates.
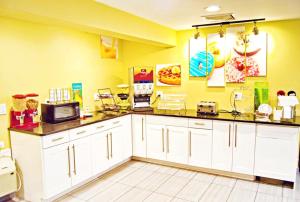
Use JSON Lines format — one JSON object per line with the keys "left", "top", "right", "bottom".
{"left": 234, "top": 92, "right": 243, "bottom": 100}
{"left": 0, "top": 103, "right": 6, "bottom": 115}
{"left": 156, "top": 91, "right": 163, "bottom": 97}
{"left": 0, "top": 141, "right": 4, "bottom": 149}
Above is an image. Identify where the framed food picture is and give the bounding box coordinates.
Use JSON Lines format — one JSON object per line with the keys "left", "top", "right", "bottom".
{"left": 189, "top": 38, "right": 212, "bottom": 77}
{"left": 100, "top": 35, "right": 118, "bottom": 59}
{"left": 225, "top": 27, "right": 246, "bottom": 83}
{"left": 245, "top": 32, "right": 267, "bottom": 77}
{"left": 206, "top": 33, "right": 227, "bottom": 87}
{"left": 156, "top": 64, "right": 181, "bottom": 86}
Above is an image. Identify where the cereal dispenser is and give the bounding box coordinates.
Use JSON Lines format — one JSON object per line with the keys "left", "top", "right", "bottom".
{"left": 24, "top": 93, "right": 39, "bottom": 127}
{"left": 10, "top": 94, "right": 27, "bottom": 128}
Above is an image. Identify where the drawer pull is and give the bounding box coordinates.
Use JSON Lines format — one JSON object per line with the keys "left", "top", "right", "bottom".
{"left": 229, "top": 124, "right": 231, "bottom": 147}
{"left": 110, "top": 132, "right": 113, "bottom": 158}
{"left": 97, "top": 126, "right": 104, "bottom": 129}
{"left": 235, "top": 124, "right": 237, "bottom": 148}
{"left": 72, "top": 145, "right": 77, "bottom": 175}
{"left": 194, "top": 122, "right": 205, "bottom": 126}
{"left": 162, "top": 128, "right": 165, "bottom": 152}
{"left": 106, "top": 134, "right": 110, "bottom": 159}
{"left": 51, "top": 137, "right": 64, "bottom": 142}
{"left": 67, "top": 146, "right": 71, "bottom": 177}
{"left": 76, "top": 130, "right": 86, "bottom": 135}
{"left": 167, "top": 129, "right": 170, "bottom": 153}
{"left": 189, "top": 131, "right": 192, "bottom": 157}
{"left": 113, "top": 121, "right": 120, "bottom": 125}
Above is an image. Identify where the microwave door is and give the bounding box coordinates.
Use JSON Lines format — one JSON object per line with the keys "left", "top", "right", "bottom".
{"left": 54, "top": 106, "right": 76, "bottom": 119}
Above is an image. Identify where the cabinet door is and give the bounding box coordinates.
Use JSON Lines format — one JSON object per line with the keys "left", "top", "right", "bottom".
{"left": 91, "top": 131, "right": 110, "bottom": 175}
{"left": 232, "top": 122, "right": 256, "bottom": 175}
{"left": 255, "top": 125, "right": 299, "bottom": 182}
{"left": 132, "top": 115, "right": 146, "bottom": 157}
{"left": 110, "top": 126, "right": 125, "bottom": 165}
{"left": 43, "top": 143, "right": 71, "bottom": 198}
{"left": 121, "top": 115, "right": 133, "bottom": 159}
{"left": 146, "top": 124, "right": 166, "bottom": 160}
{"left": 166, "top": 126, "right": 188, "bottom": 164}
{"left": 188, "top": 128, "right": 212, "bottom": 168}
{"left": 212, "top": 121, "right": 233, "bottom": 171}
{"left": 70, "top": 137, "right": 92, "bottom": 186}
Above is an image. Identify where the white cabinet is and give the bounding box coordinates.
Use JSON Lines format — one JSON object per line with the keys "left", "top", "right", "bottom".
{"left": 188, "top": 128, "right": 212, "bottom": 168}
{"left": 110, "top": 126, "right": 126, "bottom": 165}
{"left": 166, "top": 126, "right": 188, "bottom": 164}
{"left": 43, "top": 143, "right": 71, "bottom": 199}
{"left": 146, "top": 124, "right": 166, "bottom": 160}
{"left": 212, "top": 121, "right": 233, "bottom": 171}
{"left": 232, "top": 122, "right": 256, "bottom": 175}
{"left": 132, "top": 115, "right": 146, "bottom": 157}
{"left": 255, "top": 125, "right": 299, "bottom": 182}
{"left": 120, "top": 116, "right": 132, "bottom": 159}
{"left": 69, "top": 137, "right": 92, "bottom": 186}
{"left": 91, "top": 131, "right": 110, "bottom": 175}
{"left": 212, "top": 121, "right": 256, "bottom": 175}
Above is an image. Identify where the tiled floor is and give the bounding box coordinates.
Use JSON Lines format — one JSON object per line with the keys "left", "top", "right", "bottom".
{"left": 54, "top": 160, "right": 300, "bottom": 202}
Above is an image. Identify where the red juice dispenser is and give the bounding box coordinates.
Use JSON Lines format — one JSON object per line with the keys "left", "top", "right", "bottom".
{"left": 10, "top": 94, "right": 27, "bottom": 128}
{"left": 24, "top": 93, "right": 39, "bottom": 127}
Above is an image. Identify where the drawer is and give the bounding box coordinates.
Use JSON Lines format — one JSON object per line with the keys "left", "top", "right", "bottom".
{"left": 91, "top": 120, "right": 112, "bottom": 134}
{"left": 42, "top": 131, "right": 69, "bottom": 149}
{"left": 146, "top": 115, "right": 188, "bottom": 127}
{"left": 188, "top": 118, "right": 212, "bottom": 130}
{"left": 69, "top": 125, "right": 93, "bottom": 140}
{"left": 257, "top": 124, "right": 299, "bottom": 140}
{"left": 189, "top": 128, "right": 212, "bottom": 136}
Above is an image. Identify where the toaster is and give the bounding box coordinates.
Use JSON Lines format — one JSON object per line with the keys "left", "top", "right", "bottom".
{"left": 197, "top": 101, "right": 218, "bottom": 115}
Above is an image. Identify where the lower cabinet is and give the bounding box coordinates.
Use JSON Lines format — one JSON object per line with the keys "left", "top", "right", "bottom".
{"left": 146, "top": 124, "right": 165, "bottom": 160}
{"left": 188, "top": 128, "right": 212, "bottom": 168}
{"left": 132, "top": 115, "right": 146, "bottom": 157}
{"left": 255, "top": 125, "right": 299, "bottom": 182}
{"left": 212, "top": 121, "right": 256, "bottom": 175}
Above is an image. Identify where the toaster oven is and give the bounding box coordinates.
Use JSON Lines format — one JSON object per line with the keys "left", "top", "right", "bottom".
{"left": 197, "top": 101, "right": 218, "bottom": 115}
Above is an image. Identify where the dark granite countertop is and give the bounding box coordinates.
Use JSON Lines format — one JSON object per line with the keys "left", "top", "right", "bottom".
{"left": 9, "top": 109, "right": 300, "bottom": 136}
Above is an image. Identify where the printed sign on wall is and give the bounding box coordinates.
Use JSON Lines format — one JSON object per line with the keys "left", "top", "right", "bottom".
{"left": 156, "top": 64, "right": 181, "bottom": 86}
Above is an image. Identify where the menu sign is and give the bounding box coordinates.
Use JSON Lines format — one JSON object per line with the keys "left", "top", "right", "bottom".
{"left": 133, "top": 66, "right": 153, "bottom": 83}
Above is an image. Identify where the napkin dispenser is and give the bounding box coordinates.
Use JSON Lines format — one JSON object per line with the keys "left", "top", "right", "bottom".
{"left": 277, "top": 96, "right": 299, "bottom": 120}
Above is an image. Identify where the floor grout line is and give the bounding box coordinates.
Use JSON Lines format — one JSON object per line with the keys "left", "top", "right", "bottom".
{"left": 225, "top": 179, "right": 237, "bottom": 202}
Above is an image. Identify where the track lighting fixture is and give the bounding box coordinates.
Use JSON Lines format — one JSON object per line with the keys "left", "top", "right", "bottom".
{"left": 219, "top": 25, "right": 225, "bottom": 38}
{"left": 194, "top": 27, "right": 200, "bottom": 39}
{"left": 252, "top": 21, "right": 259, "bottom": 35}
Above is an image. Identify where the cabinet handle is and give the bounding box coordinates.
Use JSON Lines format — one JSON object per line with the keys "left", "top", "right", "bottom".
{"left": 52, "top": 137, "right": 64, "bottom": 142}
{"left": 97, "top": 126, "right": 104, "bottom": 129}
{"left": 235, "top": 124, "right": 237, "bottom": 148}
{"left": 189, "top": 131, "right": 192, "bottom": 157}
{"left": 162, "top": 128, "right": 165, "bottom": 152}
{"left": 110, "top": 132, "right": 113, "bottom": 158}
{"left": 167, "top": 129, "right": 169, "bottom": 153}
{"left": 72, "top": 145, "right": 77, "bottom": 175}
{"left": 67, "top": 146, "right": 71, "bottom": 177}
{"left": 195, "top": 122, "right": 205, "bottom": 126}
{"left": 76, "top": 130, "right": 86, "bottom": 135}
{"left": 228, "top": 124, "right": 231, "bottom": 147}
{"left": 142, "top": 117, "right": 144, "bottom": 141}
{"left": 113, "top": 121, "right": 120, "bottom": 125}
{"left": 106, "top": 134, "right": 110, "bottom": 159}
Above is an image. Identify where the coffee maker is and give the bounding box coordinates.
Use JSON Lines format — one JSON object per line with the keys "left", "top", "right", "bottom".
{"left": 130, "top": 66, "right": 154, "bottom": 111}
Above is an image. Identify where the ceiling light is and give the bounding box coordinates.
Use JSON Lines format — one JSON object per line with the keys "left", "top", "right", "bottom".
{"left": 205, "top": 5, "right": 221, "bottom": 12}
{"left": 194, "top": 27, "right": 200, "bottom": 39}
{"left": 219, "top": 25, "right": 225, "bottom": 38}
{"left": 252, "top": 21, "right": 259, "bottom": 35}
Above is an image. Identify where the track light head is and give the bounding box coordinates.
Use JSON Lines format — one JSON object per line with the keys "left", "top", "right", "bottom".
{"left": 253, "top": 21, "right": 259, "bottom": 35}
{"left": 194, "top": 27, "right": 200, "bottom": 39}
{"left": 219, "top": 25, "right": 225, "bottom": 38}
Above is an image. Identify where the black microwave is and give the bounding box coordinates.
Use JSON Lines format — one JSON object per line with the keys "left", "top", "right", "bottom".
{"left": 41, "top": 102, "right": 80, "bottom": 123}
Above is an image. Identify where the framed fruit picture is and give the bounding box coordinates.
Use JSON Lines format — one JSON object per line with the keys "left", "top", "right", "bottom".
{"left": 156, "top": 64, "right": 181, "bottom": 86}
{"left": 189, "top": 38, "right": 212, "bottom": 77}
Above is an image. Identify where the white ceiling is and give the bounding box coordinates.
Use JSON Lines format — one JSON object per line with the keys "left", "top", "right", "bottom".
{"left": 95, "top": 0, "right": 300, "bottom": 30}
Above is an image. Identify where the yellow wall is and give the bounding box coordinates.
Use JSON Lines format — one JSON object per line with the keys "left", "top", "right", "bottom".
{"left": 0, "top": 17, "right": 127, "bottom": 148}
{"left": 123, "top": 19, "right": 300, "bottom": 113}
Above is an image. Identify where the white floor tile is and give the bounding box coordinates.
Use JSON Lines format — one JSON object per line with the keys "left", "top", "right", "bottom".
{"left": 176, "top": 179, "right": 210, "bottom": 201}
{"left": 118, "top": 169, "right": 153, "bottom": 186}
{"left": 155, "top": 165, "right": 179, "bottom": 175}
{"left": 234, "top": 179, "right": 259, "bottom": 192}
{"left": 55, "top": 195, "right": 85, "bottom": 202}
{"left": 126, "top": 160, "right": 148, "bottom": 168}
{"left": 174, "top": 169, "right": 196, "bottom": 179}
{"left": 156, "top": 175, "right": 191, "bottom": 197}
{"left": 88, "top": 183, "right": 132, "bottom": 202}
{"left": 144, "top": 193, "right": 173, "bottom": 202}
{"left": 171, "top": 198, "right": 190, "bottom": 202}
{"left": 227, "top": 188, "right": 256, "bottom": 202}
{"left": 70, "top": 177, "right": 114, "bottom": 200}
{"left": 143, "top": 163, "right": 162, "bottom": 172}
{"left": 284, "top": 187, "right": 300, "bottom": 200}
{"left": 257, "top": 183, "right": 283, "bottom": 197}
{"left": 213, "top": 176, "right": 237, "bottom": 187}
{"left": 255, "top": 193, "right": 282, "bottom": 202}
{"left": 199, "top": 184, "right": 232, "bottom": 202}
{"left": 283, "top": 197, "right": 300, "bottom": 202}
{"left": 102, "top": 165, "right": 137, "bottom": 183}
{"left": 193, "top": 172, "right": 216, "bottom": 183}
{"left": 136, "top": 172, "right": 172, "bottom": 191}
{"left": 114, "top": 187, "right": 152, "bottom": 202}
